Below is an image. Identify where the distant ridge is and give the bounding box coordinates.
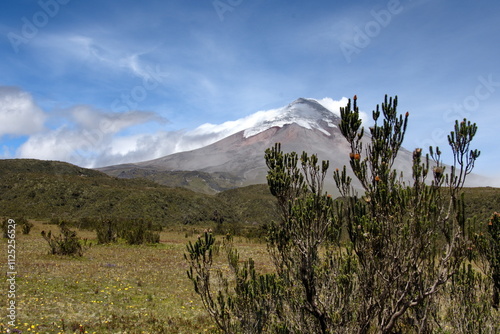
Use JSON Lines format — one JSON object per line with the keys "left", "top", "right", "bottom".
{"left": 0, "top": 158, "right": 105, "bottom": 177}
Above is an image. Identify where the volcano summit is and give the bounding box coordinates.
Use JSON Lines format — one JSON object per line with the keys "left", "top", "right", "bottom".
{"left": 98, "top": 98, "right": 415, "bottom": 193}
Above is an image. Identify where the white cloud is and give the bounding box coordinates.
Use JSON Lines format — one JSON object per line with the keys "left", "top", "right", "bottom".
{"left": 17, "top": 127, "right": 78, "bottom": 162}
{"left": 317, "top": 97, "right": 370, "bottom": 124}
{"left": 317, "top": 97, "right": 349, "bottom": 117}
{"left": 90, "top": 131, "right": 183, "bottom": 167}
{"left": 0, "top": 87, "right": 46, "bottom": 136}
{"left": 17, "top": 105, "right": 168, "bottom": 167}
{"left": 32, "top": 33, "right": 162, "bottom": 81}
{"left": 15, "top": 97, "right": 359, "bottom": 168}
{"left": 178, "top": 107, "right": 282, "bottom": 149}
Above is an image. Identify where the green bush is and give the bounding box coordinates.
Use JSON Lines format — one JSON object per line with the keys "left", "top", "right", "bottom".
{"left": 95, "top": 218, "right": 117, "bottom": 244}
{"left": 186, "top": 95, "right": 489, "bottom": 333}
{"left": 18, "top": 217, "right": 34, "bottom": 234}
{"left": 442, "top": 263, "right": 499, "bottom": 332}
{"left": 118, "top": 219, "right": 161, "bottom": 245}
{"left": 486, "top": 212, "right": 500, "bottom": 308}
{"left": 2, "top": 217, "right": 33, "bottom": 237}
{"left": 1, "top": 218, "right": 12, "bottom": 238}
{"left": 41, "top": 222, "right": 87, "bottom": 256}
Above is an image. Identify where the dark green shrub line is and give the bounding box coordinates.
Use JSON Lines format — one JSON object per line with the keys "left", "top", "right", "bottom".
{"left": 118, "top": 219, "right": 161, "bottom": 245}
{"left": 95, "top": 218, "right": 117, "bottom": 244}
{"left": 39, "top": 217, "right": 162, "bottom": 256}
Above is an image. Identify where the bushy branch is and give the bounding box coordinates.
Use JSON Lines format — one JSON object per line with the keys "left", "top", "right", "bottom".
{"left": 186, "top": 95, "right": 487, "bottom": 333}
{"left": 41, "top": 222, "right": 88, "bottom": 256}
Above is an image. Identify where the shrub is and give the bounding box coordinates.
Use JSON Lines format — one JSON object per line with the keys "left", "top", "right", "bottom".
{"left": 95, "top": 218, "right": 117, "bottom": 244}
{"left": 119, "top": 219, "right": 161, "bottom": 245}
{"left": 486, "top": 212, "right": 500, "bottom": 308}
{"left": 41, "top": 222, "right": 87, "bottom": 256}
{"left": 186, "top": 95, "right": 485, "bottom": 333}
{"left": 18, "top": 217, "right": 34, "bottom": 234}
{"left": 186, "top": 232, "right": 284, "bottom": 333}
{"left": 2, "top": 217, "right": 33, "bottom": 236}
{"left": 441, "top": 263, "right": 499, "bottom": 332}
{"left": 1, "top": 218, "right": 11, "bottom": 238}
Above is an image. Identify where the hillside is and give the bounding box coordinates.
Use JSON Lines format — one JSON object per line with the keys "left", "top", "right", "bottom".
{"left": 0, "top": 159, "right": 220, "bottom": 224}
{"left": 99, "top": 166, "right": 243, "bottom": 194}
{"left": 0, "top": 159, "right": 497, "bottom": 234}
{"left": 0, "top": 159, "right": 278, "bottom": 232}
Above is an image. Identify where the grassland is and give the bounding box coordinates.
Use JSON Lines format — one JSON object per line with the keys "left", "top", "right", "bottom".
{"left": 1, "top": 221, "right": 271, "bottom": 334}
{"left": 1, "top": 159, "right": 499, "bottom": 333}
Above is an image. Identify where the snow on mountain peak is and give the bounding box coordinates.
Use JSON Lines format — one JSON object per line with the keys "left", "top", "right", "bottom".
{"left": 180, "top": 97, "right": 349, "bottom": 152}
{"left": 243, "top": 97, "right": 347, "bottom": 138}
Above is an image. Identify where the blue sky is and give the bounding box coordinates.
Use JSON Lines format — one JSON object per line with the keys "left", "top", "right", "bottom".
{"left": 0, "top": 0, "right": 499, "bottom": 182}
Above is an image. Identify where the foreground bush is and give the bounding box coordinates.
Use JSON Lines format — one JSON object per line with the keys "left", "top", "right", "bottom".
{"left": 486, "top": 212, "right": 500, "bottom": 308}
{"left": 186, "top": 95, "right": 499, "bottom": 333}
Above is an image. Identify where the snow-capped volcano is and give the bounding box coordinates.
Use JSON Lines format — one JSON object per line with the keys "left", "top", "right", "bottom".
{"left": 180, "top": 97, "right": 349, "bottom": 152}
{"left": 243, "top": 98, "right": 342, "bottom": 138}
{"left": 99, "top": 96, "right": 490, "bottom": 193}
{"left": 98, "top": 96, "right": 376, "bottom": 193}
{"left": 98, "top": 96, "right": 416, "bottom": 194}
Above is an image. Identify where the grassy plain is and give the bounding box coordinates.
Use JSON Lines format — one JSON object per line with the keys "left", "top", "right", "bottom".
{"left": 1, "top": 221, "right": 270, "bottom": 334}
{"left": 1, "top": 159, "right": 498, "bottom": 332}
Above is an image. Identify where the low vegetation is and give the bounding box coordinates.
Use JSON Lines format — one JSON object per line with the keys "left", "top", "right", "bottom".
{"left": 2, "top": 221, "right": 267, "bottom": 333}
{"left": 2, "top": 217, "right": 33, "bottom": 237}
{"left": 0, "top": 160, "right": 277, "bottom": 239}
{"left": 99, "top": 167, "right": 244, "bottom": 194}
{"left": 41, "top": 222, "right": 88, "bottom": 256}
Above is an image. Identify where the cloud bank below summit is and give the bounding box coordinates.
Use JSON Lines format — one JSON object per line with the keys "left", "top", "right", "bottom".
{"left": 0, "top": 87, "right": 353, "bottom": 168}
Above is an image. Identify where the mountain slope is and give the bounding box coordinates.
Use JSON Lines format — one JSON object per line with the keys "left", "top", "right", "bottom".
{"left": 99, "top": 98, "right": 415, "bottom": 193}
{"left": 0, "top": 159, "right": 496, "bottom": 235}
{"left": 98, "top": 97, "right": 491, "bottom": 194}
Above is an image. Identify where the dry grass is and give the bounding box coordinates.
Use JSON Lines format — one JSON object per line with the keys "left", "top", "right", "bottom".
{"left": 5, "top": 221, "right": 497, "bottom": 333}
{"left": 0, "top": 221, "right": 270, "bottom": 334}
